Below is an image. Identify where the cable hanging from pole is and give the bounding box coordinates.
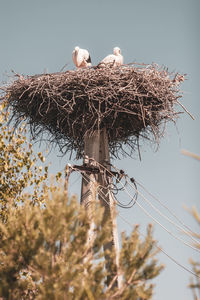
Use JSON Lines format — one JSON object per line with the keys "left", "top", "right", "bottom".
{"left": 92, "top": 160, "right": 200, "bottom": 247}
{"left": 69, "top": 160, "right": 200, "bottom": 252}
{"left": 69, "top": 166, "right": 200, "bottom": 281}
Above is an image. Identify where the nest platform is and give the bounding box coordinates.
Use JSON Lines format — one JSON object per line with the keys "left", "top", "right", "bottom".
{"left": 1, "top": 63, "right": 185, "bottom": 158}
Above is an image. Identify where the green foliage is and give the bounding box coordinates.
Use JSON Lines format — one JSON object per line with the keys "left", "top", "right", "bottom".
{"left": 0, "top": 103, "right": 49, "bottom": 220}
{"left": 0, "top": 188, "right": 163, "bottom": 299}
{"left": 0, "top": 102, "right": 163, "bottom": 299}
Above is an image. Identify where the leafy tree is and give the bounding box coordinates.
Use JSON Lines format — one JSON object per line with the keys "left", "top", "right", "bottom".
{"left": 0, "top": 188, "right": 163, "bottom": 299}
{"left": 0, "top": 104, "right": 163, "bottom": 299}
{"left": 0, "top": 102, "right": 48, "bottom": 221}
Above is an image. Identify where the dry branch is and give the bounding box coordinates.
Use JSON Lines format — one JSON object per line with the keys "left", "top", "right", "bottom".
{"left": 0, "top": 63, "right": 185, "bottom": 158}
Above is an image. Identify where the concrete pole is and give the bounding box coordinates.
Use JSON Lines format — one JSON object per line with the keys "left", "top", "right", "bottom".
{"left": 80, "top": 128, "right": 121, "bottom": 289}
{"left": 98, "top": 128, "right": 122, "bottom": 289}
{"left": 81, "top": 131, "right": 100, "bottom": 256}
{"left": 81, "top": 131, "right": 100, "bottom": 207}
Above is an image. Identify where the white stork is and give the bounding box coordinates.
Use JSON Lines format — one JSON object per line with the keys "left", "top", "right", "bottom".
{"left": 72, "top": 46, "right": 92, "bottom": 68}
{"left": 99, "top": 47, "right": 123, "bottom": 67}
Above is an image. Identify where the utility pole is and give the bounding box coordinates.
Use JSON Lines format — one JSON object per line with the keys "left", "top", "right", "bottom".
{"left": 81, "top": 128, "right": 122, "bottom": 289}
{"left": 81, "top": 131, "right": 100, "bottom": 259}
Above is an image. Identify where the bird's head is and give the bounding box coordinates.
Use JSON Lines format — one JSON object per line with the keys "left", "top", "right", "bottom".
{"left": 113, "top": 47, "right": 121, "bottom": 55}
{"left": 74, "top": 46, "right": 80, "bottom": 52}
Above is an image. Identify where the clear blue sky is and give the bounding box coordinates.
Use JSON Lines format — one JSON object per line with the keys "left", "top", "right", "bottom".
{"left": 1, "top": 0, "right": 200, "bottom": 299}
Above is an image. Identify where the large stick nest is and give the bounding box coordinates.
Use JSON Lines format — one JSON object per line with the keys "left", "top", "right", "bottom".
{"left": 1, "top": 63, "right": 185, "bottom": 158}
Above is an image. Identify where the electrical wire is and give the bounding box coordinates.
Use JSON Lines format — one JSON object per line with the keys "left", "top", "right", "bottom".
{"left": 96, "top": 164, "right": 200, "bottom": 246}
{"left": 90, "top": 160, "right": 200, "bottom": 252}
{"left": 135, "top": 179, "right": 198, "bottom": 235}
{"left": 68, "top": 173, "right": 81, "bottom": 188}
{"left": 110, "top": 164, "right": 200, "bottom": 246}
{"left": 128, "top": 179, "right": 200, "bottom": 246}
{"left": 118, "top": 213, "right": 200, "bottom": 280}
{"left": 112, "top": 163, "right": 199, "bottom": 237}
{"left": 72, "top": 166, "right": 200, "bottom": 280}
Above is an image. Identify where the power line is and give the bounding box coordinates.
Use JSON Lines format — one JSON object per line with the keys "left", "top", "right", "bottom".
{"left": 128, "top": 179, "right": 200, "bottom": 246}
{"left": 95, "top": 161, "right": 200, "bottom": 249}
{"left": 134, "top": 179, "right": 199, "bottom": 237}
{"left": 118, "top": 213, "right": 200, "bottom": 280}
{"left": 68, "top": 162, "right": 197, "bottom": 248}
{"left": 109, "top": 164, "right": 200, "bottom": 246}
{"left": 74, "top": 167, "right": 200, "bottom": 280}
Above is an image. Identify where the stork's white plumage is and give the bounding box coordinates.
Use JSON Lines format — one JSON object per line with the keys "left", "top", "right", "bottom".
{"left": 99, "top": 47, "right": 123, "bottom": 67}
{"left": 72, "top": 46, "right": 92, "bottom": 68}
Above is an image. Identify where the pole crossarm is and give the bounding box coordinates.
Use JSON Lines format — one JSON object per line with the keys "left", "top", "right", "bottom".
{"left": 72, "top": 164, "right": 120, "bottom": 178}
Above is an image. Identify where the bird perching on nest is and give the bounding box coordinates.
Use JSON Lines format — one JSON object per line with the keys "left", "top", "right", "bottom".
{"left": 98, "top": 47, "right": 123, "bottom": 67}
{"left": 72, "top": 46, "right": 92, "bottom": 68}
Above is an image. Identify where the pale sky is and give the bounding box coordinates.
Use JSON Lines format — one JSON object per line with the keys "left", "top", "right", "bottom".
{"left": 0, "top": 1, "right": 200, "bottom": 299}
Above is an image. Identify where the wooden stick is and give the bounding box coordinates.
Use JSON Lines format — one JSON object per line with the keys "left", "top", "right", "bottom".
{"left": 176, "top": 100, "right": 195, "bottom": 120}
{"left": 181, "top": 149, "right": 200, "bottom": 161}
